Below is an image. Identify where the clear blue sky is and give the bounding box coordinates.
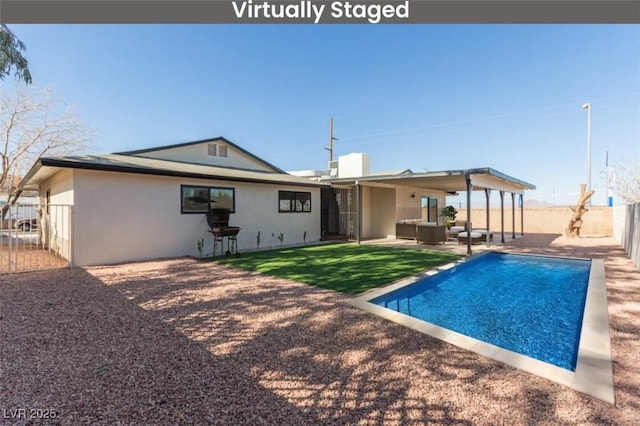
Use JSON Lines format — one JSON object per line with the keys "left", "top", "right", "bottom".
{"left": 9, "top": 24, "right": 640, "bottom": 206}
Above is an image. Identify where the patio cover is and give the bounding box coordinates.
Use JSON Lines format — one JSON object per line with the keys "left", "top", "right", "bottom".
{"left": 329, "top": 167, "right": 535, "bottom": 194}
{"left": 328, "top": 167, "right": 536, "bottom": 254}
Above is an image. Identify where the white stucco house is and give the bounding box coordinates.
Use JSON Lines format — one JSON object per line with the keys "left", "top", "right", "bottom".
{"left": 17, "top": 136, "right": 535, "bottom": 267}
{"left": 18, "top": 137, "right": 326, "bottom": 266}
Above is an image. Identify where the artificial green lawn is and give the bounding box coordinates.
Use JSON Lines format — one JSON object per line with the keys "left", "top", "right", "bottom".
{"left": 214, "top": 243, "right": 462, "bottom": 295}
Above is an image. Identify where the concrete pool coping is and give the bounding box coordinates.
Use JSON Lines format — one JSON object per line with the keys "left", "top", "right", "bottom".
{"left": 349, "top": 251, "right": 615, "bottom": 404}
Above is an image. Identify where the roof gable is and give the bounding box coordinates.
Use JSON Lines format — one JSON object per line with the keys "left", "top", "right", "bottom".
{"left": 115, "top": 137, "right": 285, "bottom": 174}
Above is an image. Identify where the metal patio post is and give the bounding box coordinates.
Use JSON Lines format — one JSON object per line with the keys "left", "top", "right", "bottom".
{"left": 500, "top": 191, "right": 505, "bottom": 243}
{"left": 465, "top": 174, "right": 472, "bottom": 255}
{"left": 511, "top": 192, "right": 516, "bottom": 240}
{"left": 485, "top": 188, "right": 491, "bottom": 247}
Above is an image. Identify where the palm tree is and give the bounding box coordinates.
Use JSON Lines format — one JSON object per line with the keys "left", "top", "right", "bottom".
{"left": 0, "top": 24, "right": 32, "bottom": 84}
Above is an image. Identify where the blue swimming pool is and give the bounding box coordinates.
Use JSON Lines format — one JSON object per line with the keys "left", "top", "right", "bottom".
{"left": 370, "top": 252, "right": 591, "bottom": 371}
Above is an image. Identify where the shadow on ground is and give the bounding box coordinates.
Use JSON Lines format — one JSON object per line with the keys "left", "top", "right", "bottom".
{"left": 2, "top": 233, "right": 639, "bottom": 424}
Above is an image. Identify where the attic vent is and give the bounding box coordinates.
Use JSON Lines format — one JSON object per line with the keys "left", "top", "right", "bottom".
{"left": 207, "top": 143, "right": 217, "bottom": 156}
{"left": 218, "top": 145, "right": 228, "bottom": 158}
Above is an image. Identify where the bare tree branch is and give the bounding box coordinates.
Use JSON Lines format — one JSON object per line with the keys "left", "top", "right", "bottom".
{"left": 615, "top": 160, "right": 640, "bottom": 204}
{"left": 0, "top": 85, "right": 92, "bottom": 217}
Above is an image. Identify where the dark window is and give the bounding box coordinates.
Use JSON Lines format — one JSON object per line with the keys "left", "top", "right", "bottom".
{"left": 181, "top": 185, "right": 235, "bottom": 213}
{"left": 428, "top": 197, "right": 438, "bottom": 222}
{"left": 279, "top": 191, "right": 292, "bottom": 212}
{"left": 421, "top": 196, "right": 438, "bottom": 222}
{"left": 209, "top": 187, "right": 234, "bottom": 211}
{"left": 279, "top": 191, "right": 311, "bottom": 213}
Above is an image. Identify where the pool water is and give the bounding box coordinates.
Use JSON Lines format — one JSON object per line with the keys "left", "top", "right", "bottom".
{"left": 370, "top": 252, "right": 591, "bottom": 371}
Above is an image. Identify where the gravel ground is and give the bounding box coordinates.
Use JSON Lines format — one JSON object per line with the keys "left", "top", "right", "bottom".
{"left": 1, "top": 233, "right": 638, "bottom": 425}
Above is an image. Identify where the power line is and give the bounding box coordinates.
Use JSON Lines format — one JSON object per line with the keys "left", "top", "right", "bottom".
{"left": 336, "top": 92, "right": 639, "bottom": 147}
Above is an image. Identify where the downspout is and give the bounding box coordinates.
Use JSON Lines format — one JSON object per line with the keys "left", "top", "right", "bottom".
{"left": 465, "top": 174, "right": 472, "bottom": 255}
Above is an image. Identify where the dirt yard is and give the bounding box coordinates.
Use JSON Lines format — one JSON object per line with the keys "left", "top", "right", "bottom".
{"left": 1, "top": 243, "right": 68, "bottom": 273}
{"left": 1, "top": 234, "right": 638, "bottom": 425}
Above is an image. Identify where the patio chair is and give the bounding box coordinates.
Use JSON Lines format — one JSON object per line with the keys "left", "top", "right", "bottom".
{"left": 449, "top": 225, "right": 465, "bottom": 238}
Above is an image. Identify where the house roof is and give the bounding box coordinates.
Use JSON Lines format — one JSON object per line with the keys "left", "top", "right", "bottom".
{"left": 329, "top": 167, "right": 535, "bottom": 194}
{"left": 366, "top": 169, "right": 413, "bottom": 177}
{"left": 115, "top": 136, "right": 287, "bottom": 174}
{"left": 17, "top": 132, "right": 533, "bottom": 195}
{"left": 18, "top": 153, "right": 328, "bottom": 191}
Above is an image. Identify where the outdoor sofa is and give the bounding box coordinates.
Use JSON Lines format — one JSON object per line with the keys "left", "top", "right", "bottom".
{"left": 395, "top": 220, "right": 447, "bottom": 244}
{"left": 396, "top": 220, "right": 421, "bottom": 239}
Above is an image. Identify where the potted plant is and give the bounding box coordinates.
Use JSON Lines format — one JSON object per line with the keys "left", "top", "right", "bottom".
{"left": 441, "top": 205, "right": 458, "bottom": 229}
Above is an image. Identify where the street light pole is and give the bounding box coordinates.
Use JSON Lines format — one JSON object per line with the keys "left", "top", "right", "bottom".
{"left": 582, "top": 103, "right": 592, "bottom": 195}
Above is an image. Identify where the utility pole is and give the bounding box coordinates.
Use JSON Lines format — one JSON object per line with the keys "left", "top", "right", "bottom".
{"left": 325, "top": 117, "right": 338, "bottom": 162}
{"left": 582, "top": 103, "right": 592, "bottom": 198}
{"left": 606, "top": 150, "right": 613, "bottom": 207}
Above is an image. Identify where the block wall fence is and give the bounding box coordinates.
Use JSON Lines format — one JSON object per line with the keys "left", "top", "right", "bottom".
{"left": 456, "top": 204, "right": 638, "bottom": 269}
{"left": 456, "top": 206, "right": 613, "bottom": 236}
{"left": 613, "top": 203, "right": 640, "bottom": 270}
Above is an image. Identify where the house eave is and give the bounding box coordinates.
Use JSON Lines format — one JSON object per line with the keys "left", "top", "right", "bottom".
{"left": 29, "top": 157, "right": 328, "bottom": 189}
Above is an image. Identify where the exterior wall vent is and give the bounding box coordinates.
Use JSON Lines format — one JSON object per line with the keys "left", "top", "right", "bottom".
{"left": 207, "top": 143, "right": 217, "bottom": 156}
{"left": 218, "top": 145, "right": 228, "bottom": 158}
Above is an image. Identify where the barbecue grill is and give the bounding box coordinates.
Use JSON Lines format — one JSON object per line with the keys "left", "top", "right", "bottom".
{"left": 206, "top": 208, "right": 240, "bottom": 258}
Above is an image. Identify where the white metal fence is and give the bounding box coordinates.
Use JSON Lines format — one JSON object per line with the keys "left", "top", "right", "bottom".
{"left": 614, "top": 203, "right": 640, "bottom": 270}
{"left": 0, "top": 203, "right": 72, "bottom": 273}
